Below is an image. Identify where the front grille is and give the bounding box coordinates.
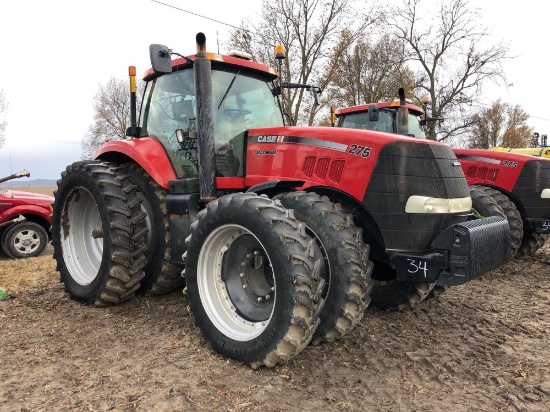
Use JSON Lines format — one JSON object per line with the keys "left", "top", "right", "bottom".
{"left": 512, "top": 159, "right": 550, "bottom": 219}
{"left": 363, "top": 142, "right": 470, "bottom": 250}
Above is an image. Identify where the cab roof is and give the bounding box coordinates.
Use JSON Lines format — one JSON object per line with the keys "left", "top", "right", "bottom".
{"left": 336, "top": 101, "right": 425, "bottom": 117}
{"left": 143, "top": 52, "right": 279, "bottom": 82}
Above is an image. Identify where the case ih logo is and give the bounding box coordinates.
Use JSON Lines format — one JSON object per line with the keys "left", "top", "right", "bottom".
{"left": 249, "top": 135, "right": 348, "bottom": 152}
{"left": 256, "top": 135, "right": 284, "bottom": 143}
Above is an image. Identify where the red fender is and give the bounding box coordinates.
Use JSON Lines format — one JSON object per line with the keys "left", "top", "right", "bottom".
{"left": 94, "top": 138, "right": 176, "bottom": 189}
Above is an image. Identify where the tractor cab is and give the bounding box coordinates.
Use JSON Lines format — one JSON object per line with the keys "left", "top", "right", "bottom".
{"left": 137, "top": 52, "right": 285, "bottom": 178}
{"left": 334, "top": 101, "right": 427, "bottom": 138}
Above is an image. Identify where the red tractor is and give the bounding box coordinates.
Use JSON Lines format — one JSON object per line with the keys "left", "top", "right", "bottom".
{"left": 0, "top": 170, "right": 53, "bottom": 258}
{"left": 51, "top": 34, "right": 510, "bottom": 368}
{"left": 333, "top": 98, "right": 550, "bottom": 258}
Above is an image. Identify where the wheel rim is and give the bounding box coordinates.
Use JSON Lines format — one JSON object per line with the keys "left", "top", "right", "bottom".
{"left": 12, "top": 228, "right": 41, "bottom": 255}
{"left": 197, "top": 224, "right": 275, "bottom": 341}
{"left": 60, "top": 187, "right": 103, "bottom": 285}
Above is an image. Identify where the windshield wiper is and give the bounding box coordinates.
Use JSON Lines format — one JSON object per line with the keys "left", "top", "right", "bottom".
{"left": 217, "top": 70, "right": 241, "bottom": 110}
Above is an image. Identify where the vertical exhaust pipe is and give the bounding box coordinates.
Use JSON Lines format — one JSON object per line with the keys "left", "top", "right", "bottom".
{"left": 128, "top": 66, "right": 138, "bottom": 137}
{"left": 194, "top": 32, "right": 218, "bottom": 202}
{"left": 396, "top": 87, "right": 409, "bottom": 135}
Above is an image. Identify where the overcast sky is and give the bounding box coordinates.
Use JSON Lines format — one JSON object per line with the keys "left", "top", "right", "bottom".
{"left": 1, "top": 0, "right": 549, "bottom": 180}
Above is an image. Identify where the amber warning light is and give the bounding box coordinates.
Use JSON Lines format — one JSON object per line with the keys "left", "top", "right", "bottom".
{"left": 128, "top": 66, "right": 136, "bottom": 93}
{"left": 275, "top": 44, "right": 285, "bottom": 60}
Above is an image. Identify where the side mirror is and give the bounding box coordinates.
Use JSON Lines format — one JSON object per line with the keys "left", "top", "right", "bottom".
{"left": 149, "top": 44, "right": 172, "bottom": 74}
{"left": 368, "top": 103, "right": 379, "bottom": 121}
{"left": 310, "top": 86, "right": 321, "bottom": 106}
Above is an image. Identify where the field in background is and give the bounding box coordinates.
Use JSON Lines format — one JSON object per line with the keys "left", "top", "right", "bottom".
{"left": 0, "top": 186, "right": 56, "bottom": 197}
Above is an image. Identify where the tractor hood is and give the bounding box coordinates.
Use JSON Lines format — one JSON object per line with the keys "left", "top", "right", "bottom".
{"left": 0, "top": 189, "right": 54, "bottom": 208}
{"left": 247, "top": 125, "right": 445, "bottom": 147}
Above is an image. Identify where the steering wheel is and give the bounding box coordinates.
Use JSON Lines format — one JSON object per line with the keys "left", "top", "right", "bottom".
{"left": 224, "top": 109, "right": 251, "bottom": 119}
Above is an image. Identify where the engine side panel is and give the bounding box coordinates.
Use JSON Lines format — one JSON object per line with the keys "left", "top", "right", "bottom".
{"left": 453, "top": 148, "right": 529, "bottom": 191}
{"left": 246, "top": 127, "right": 469, "bottom": 251}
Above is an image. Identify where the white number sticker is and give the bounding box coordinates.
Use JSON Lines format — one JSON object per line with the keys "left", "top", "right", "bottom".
{"left": 407, "top": 259, "right": 428, "bottom": 278}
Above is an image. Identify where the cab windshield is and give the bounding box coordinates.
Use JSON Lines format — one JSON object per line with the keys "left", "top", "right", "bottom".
{"left": 140, "top": 68, "right": 284, "bottom": 177}
{"left": 339, "top": 109, "right": 426, "bottom": 139}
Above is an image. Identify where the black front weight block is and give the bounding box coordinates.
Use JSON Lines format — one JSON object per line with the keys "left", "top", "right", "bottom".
{"left": 390, "top": 216, "right": 511, "bottom": 287}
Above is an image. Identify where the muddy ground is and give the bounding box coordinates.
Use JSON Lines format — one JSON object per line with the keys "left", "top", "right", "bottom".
{"left": 1, "top": 241, "right": 549, "bottom": 412}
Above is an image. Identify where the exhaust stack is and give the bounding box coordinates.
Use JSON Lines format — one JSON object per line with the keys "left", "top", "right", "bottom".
{"left": 396, "top": 87, "right": 409, "bottom": 135}
{"left": 194, "top": 32, "right": 218, "bottom": 202}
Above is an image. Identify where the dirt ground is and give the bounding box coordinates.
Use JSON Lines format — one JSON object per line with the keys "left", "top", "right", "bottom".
{"left": 1, "top": 191, "right": 549, "bottom": 411}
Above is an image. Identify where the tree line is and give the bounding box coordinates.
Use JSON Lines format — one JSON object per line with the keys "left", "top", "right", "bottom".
{"left": 79, "top": 0, "right": 533, "bottom": 158}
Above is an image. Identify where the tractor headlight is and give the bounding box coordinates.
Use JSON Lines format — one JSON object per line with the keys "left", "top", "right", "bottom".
{"left": 541, "top": 189, "right": 550, "bottom": 198}
{"left": 405, "top": 196, "right": 472, "bottom": 214}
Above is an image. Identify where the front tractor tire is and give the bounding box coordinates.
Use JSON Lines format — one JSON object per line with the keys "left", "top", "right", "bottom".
{"left": 51, "top": 161, "right": 148, "bottom": 306}
{"left": 369, "top": 276, "right": 435, "bottom": 311}
{"left": 1, "top": 222, "right": 48, "bottom": 259}
{"left": 474, "top": 186, "right": 523, "bottom": 258}
{"left": 516, "top": 229, "right": 548, "bottom": 257}
{"left": 122, "top": 162, "right": 184, "bottom": 295}
{"left": 184, "top": 193, "right": 324, "bottom": 368}
{"left": 278, "top": 191, "right": 373, "bottom": 344}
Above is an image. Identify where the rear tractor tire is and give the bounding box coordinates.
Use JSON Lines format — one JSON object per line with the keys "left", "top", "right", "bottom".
{"left": 122, "top": 162, "right": 184, "bottom": 295}
{"left": 184, "top": 193, "right": 324, "bottom": 368}
{"left": 51, "top": 161, "right": 148, "bottom": 306}
{"left": 278, "top": 191, "right": 373, "bottom": 344}
{"left": 1, "top": 221, "right": 48, "bottom": 259}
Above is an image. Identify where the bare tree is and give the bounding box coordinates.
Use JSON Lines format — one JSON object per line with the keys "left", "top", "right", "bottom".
{"left": 328, "top": 31, "right": 417, "bottom": 108}
{"left": 0, "top": 90, "right": 7, "bottom": 149}
{"left": 389, "top": 0, "right": 510, "bottom": 142}
{"left": 81, "top": 78, "right": 144, "bottom": 159}
{"left": 227, "top": 0, "right": 374, "bottom": 126}
{"left": 469, "top": 100, "right": 532, "bottom": 149}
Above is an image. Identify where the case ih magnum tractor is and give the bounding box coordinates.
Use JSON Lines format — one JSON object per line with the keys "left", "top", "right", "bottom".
{"left": 333, "top": 98, "right": 550, "bottom": 258}
{"left": 51, "top": 34, "right": 510, "bottom": 368}
{"left": 0, "top": 170, "right": 53, "bottom": 259}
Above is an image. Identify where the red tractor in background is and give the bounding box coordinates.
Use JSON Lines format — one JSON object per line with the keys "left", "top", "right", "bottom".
{"left": 0, "top": 170, "right": 53, "bottom": 259}
{"left": 51, "top": 34, "right": 510, "bottom": 368}
{"left": 333, "top": 98, "right": 550, "bottom": 258}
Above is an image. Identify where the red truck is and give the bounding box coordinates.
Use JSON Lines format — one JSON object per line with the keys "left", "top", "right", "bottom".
{"left": 0, "top": 170, "right": 53, "bottom": 258}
